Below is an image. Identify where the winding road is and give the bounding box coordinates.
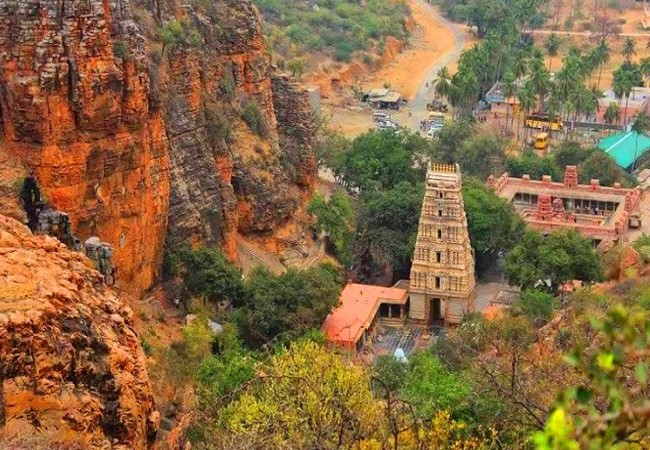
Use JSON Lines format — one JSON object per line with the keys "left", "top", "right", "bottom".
{"left": 408, "top": 0, "right": 466, "bottom": 131}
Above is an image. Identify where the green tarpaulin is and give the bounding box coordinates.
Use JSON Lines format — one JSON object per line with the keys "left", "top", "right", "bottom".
{"left": 598, "top": 131, "right": 650, "bottom": 170}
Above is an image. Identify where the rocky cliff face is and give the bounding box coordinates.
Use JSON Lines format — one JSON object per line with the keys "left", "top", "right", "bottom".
{"left": 0, "top": 214, "right": 159, "bottom": 449}
{"left": 0, "top": 0, "right": 170, "bottom": 292}
{"left": 0, "top": 0, "right": 317, "bottom": 292}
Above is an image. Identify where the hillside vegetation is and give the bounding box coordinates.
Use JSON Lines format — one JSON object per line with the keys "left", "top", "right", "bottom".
{"left": 252, "top": 0, "right": 410, "bottom": 64}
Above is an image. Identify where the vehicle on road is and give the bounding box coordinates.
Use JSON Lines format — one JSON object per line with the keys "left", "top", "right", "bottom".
{"left": 525, "top": 113, "right": 563, "bottom": 131}
{"left": 426, "top": 99, "right": 448, "bottom": 112}
{"left": 373, "top": 111, "right": 391, "bottom": 122}
{"left": 378, "top": 119, "right": 398, "bottom": 130}
{"left": 533, "top": 132, "right": 550, "bottom": 152}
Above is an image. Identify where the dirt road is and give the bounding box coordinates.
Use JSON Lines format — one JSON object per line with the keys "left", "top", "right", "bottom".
{"left": 408, "top": 0, "right": 466, "bottom": 131}
{"left": 327, "top": 0, "right": 468, "bottom": 137}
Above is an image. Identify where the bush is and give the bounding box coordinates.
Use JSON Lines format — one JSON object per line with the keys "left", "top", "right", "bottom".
{"left": 113, "top": 41, "right": 128, "bottom": 58}
{"left": 240, "top": 101, "right": 266, "bottom": 137}
{"left": 177, "top": 247, "right": 244, "bottom": 306}
{"left": 515, "top": 290, "right": 557, "bottom": 326}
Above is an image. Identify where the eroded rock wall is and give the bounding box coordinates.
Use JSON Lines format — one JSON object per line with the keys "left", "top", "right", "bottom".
{"left": 0, "top": 0, "right": 170, "bottom": 292}
{"left": 0, "top": 0, "right": 317, "bottom": 292}
{"left": 0, "top": 214, "right": 159, "bottom": 449}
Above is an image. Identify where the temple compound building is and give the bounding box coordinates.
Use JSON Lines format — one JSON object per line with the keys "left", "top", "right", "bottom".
{"left": 409, "top": 163, "right": 476, "bottom": 325}
{"left": 487, "top": 166, "right": 643, "bottom": 246}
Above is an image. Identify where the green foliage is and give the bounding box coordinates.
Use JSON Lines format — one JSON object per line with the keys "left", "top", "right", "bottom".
{"left": 553, "top": 141, "right": 595, "bottom": 168}
{"left": 462, "top": 179, "right": 524, "bottom": 272}
{"left": 112, "top": 41, "right": 128, "bottom": 58}
{"left": 504, "top": 229, "right": 603, "bottom": 291}
{"left": 456, "top": 134, "right": 506, "bottom": 180}
{"left": 240, "top": 101, "right": 266, "bottom": 137}
{"left": 336, "top": 129, "right": 429, "bottom": 192}
{"left": 203, "top": 102, "right": 232, "bottom": 146}
{"left": 159, "top": 19, "right": 202, "bottom": 56}
{"left": 431, "top": 118, "right": 475, "bottom": 165}
{"left": 578, "top": 151, "right": 636, "bottom": 187}
{"left": 358, "top": 182, "right": 424, "bottom": 279}
{"left": 314, "top": 123, "right": 349, "bottom": 170}
{"left": 537, "top": 306, "right": 650, "bottom": 448}
{"left": 253, "top": 0, "right": 410, "bottom": 63}
{"left": 507, "top": 151, "right": 560, "bottom": 181}
{"left": 177, "top": 247, "right": 244, "bottom": 306}
{"left": 196, "top": 324, "right": 257, "bottom": 411}
{"left": 235, "top": 264, "right": 342, "bottom": 347}
{"left": 307, "top": 193, "right": 355, "bottom": 266}
{"left": 141, "top": 338, "right": 153, "bottom": 356}
{"left": 515, "top": 290, "right": 557, "bottom": 327}
{"left": 401, "top": 352, "right": 472, "bottom": 420}
{"left": 218, "top": 340, "right": 382, "bottom": 447}
{"left": 162, "top": 248, "right": 179, "bottom": 280}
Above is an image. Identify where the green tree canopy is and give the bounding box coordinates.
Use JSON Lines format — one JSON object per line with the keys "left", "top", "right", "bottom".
{"left": 578, "top": 151, "right": 636, "bottom": 187}
{"left": 178, "top": 247, "right": 244, "bottom": 306}
{"left": 336, "top": 130, "right": 429, "bottom": 192}
{"left": 358, "top": 181, "right": 424, "bottom": 280}
{"left": 506, "top": 151, "right": 560, "bottom": 181}
{"left": 553, "top": 141, "right": 595, "bottom": 168}
{"left": 236, "top": 264, "right": 342, "bottom": 347}
{"left": 462, "top": 179, "right": 525, "bottom": 272}
{"left": 504, "top": 229, "right": 602, "bottom": 291}
{"left": 307, "top": 192, "right": 355, "bottom": 266}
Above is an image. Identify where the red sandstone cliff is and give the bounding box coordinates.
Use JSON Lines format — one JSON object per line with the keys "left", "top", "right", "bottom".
{"left": 0, "top": 214, "right": 159, "bottom": 449}
{"left": 0, "top": 0, "right": 317, "bottom": 293}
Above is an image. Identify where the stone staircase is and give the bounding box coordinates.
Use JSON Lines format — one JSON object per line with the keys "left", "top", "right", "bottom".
{"left": 236, "top": 238, "right": 286, "bottom": 277}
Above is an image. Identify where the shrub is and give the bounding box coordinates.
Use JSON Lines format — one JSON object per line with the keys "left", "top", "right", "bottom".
{"left": 177, "top": 247, "right": 244, "bottom": 306}
{"left": 204, "top": 103, "right": 233, "bottom": 146}
{"left": 515, "top": 290, "right": 557, "bottom": 327}
{"left": 112, "top": 41, "right": 128, "bottom": 58}
{"left": 240, "top": 101, "right": 266, "bottom": 137}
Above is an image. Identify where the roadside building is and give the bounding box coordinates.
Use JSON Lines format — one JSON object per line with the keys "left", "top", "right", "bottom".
{"left": 596, "top": 87, "right": 650, "bottom": 128}
{"left": 366, "top": 88, "right": 402, "bottom": 110}
{"left": 485, "top": 81, "right": 520, "bottom": 116}
{"left": 321, "top": 283, "right": 409, "bottom": 351}
{"left": 598, "top": 131, "right": 650, "bottom": 170}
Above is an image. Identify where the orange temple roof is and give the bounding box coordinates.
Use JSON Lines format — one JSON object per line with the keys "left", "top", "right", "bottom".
{"left": 321, "top": 283, "right": 408, "bottom": 347}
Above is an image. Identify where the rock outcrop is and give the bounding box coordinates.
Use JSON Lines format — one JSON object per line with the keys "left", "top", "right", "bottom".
{"left": 0, "top": 0, "right": 170, "bottom": 293}
{"left": 0, "top": 0, "right": 317, "bottom": 292}
{"left": 0, "top": 214, "right": 159, "bottom": 448}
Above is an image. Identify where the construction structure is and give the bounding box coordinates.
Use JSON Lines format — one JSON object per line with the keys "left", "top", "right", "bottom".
{"left": 487, "top": 166, "right": 643, "bottom": 245}
{"left": 409, "top": 163, "right": 476, "bottom": 325}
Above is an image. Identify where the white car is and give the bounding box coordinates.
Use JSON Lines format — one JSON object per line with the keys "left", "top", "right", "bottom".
{"left": 379, "top": 120, "right": 398, "bottom": 129}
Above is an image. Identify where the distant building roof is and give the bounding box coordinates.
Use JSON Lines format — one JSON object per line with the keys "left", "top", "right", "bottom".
{"left": 368, "top": 88, "right": 390, "bottom": 98}
{"left": 321, "top": 283, "right": 408, "bottom": 347}
{"left": 598, "top": 131, "right": 650, "bottom": 169}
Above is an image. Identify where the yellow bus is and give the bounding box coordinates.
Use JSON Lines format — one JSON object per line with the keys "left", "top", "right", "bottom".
{"left": 533, "top": 132, "right": 549, "bottom": 152}
{"left": 525, "top": 114, "right": 563, "bottom": 131}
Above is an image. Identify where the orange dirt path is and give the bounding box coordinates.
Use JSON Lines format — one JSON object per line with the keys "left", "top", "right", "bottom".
{"left": 367, "top": 0, "right": 458, "bottom": 101}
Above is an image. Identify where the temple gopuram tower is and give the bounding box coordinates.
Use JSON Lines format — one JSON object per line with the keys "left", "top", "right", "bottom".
{"left": 409, "top": 163, "right": 476, "bottom": 325}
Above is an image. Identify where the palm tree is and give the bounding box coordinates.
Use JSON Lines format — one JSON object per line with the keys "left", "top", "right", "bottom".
{"left": 544, "top": 33, "right": 562, "bottom": 72}
{"left": 528, "top": 57, "right": 552, "bottom": 111}
{"left": 613, "top": 65, "right": 635, "bottom": 127}
{"left": 433, "top": 66, "right": 452, "bottom": 100}
{"left": 595, "top": 39, "right": 611, "bottom": 90}
{"left": 517, "top": 82, "right": 536, "bottom": 141}
{"left": 604, "top": 102, "right": 621, "bottom": 134}
{"left": 623, "top": 37, "right": 637, "bottom": 62}
{"left": 502, "top": 71, "right": 517, "bottom": 134}
{"left": 631, "top": 111, "right": 650, "bottom": 171}
{"left": 513, "top": 56, "right": 530, "bottom": 80}
{"left": 640, "top": 57, "right": 650, "bottom": 86}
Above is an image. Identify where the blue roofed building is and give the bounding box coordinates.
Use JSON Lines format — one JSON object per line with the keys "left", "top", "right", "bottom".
{"left": 598, "top": 131, "right": 650, "bottom": 170}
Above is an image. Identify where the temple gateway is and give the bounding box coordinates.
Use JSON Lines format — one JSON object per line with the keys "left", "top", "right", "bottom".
{"left": 409, "top": 163, "right": 476, "bottom": 325}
